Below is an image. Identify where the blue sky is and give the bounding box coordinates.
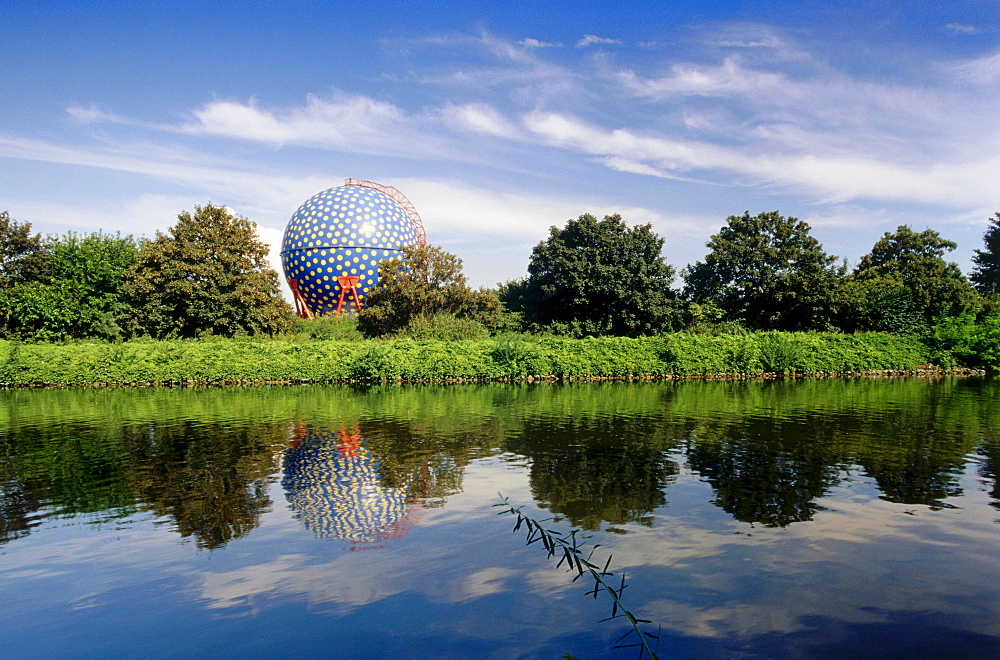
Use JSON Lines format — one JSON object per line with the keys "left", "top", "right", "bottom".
{"left": 2, "top": 1, "right": 999, "bottom": 295}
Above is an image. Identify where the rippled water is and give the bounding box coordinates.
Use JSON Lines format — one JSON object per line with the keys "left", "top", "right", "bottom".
{"left": 2, "top": 378, "right": 999, "bottom": 658}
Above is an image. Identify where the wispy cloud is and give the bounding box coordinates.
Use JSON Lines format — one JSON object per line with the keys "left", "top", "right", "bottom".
{"left": 944, "top": 23, "right": 981, "bottom": 35}
{"left": 616, "top": 56, "right": 788, "bottom": 98}
{"left": 948, "top": 49, "right": 1000, "bottom": 85}
{"left": 180, "top": 94, "right": 420, "bottom": 151}
{"left": 519, "top": 37, "right": 560, "bottom": 48}
{"left": 520, "top": 109, "right": 1000, "bottom": 207}
{"left": 66, "top": 105, "right": 126, "bottom": 124}
{"left": 438, "top": 103, "right": 521, "bottom": 138}
{"left": 576, "top": 34, "right": 622, "bottom": 48}
{"left": 0, "top": 135, "right": 334, "bottom": 217}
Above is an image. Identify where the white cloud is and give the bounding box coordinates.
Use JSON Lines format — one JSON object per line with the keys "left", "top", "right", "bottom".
{"left": 394, "top": 177, "right": 587, "bottom": 240}
{"left": 439, "top": 103, "right": 521, "bottom": 138}
{"left": 617, "top": 56, "right": 787, "bottom": 98}
{"left": 66, "top": 105, "right": 126, "bottom": 124}
{"left": 181, "top": 94, "right": 419, "bottom": 153}
{"left": 948, "top": 49, "right": 1000, "bottom": 85}
{"left": 519, "top": 37, "right": 560, "bottom": 48}
{"left": 0, "top": 134, "right": 338, "bottom": 213}
{"left": 520, "top": 109, "right": 1000, "bottom": 208}
{"left": 944, "top": 23, "right": 981, "bottom": 35}
{"left": 576, "top": 34, "right": 622, "bottom": 48}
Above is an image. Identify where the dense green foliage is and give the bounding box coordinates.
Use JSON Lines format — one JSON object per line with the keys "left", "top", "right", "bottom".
{"left": 0, "top": 211, "right": 49, "bottom": 286}
{"left": 0, "top": 213, "right": 140, "bottom": 340}
{"left": 501, "top": 213, "right": 681, "bottom": 337}
{"left": 5, "top": 232, "right": 139, "bottom": 341}
{"left": 925, "top": 311, "right": 1000, "bottom": 370}
{"left": 1, "top": 202, "right": 990, "bottom": 356}
{"left": 850, "top": 225, "right": 978, "bottom": 324}
{"left": 683, "top": 211, "right": 845, "bottom": 331}
{"left": 286, "top": 315, "right": 365, "bottom": 341}
{"left": 358, "top": 244, "right": 503, "bottom": 338}
{"left": 0, "top": 331, "right": 951, "bottom": 386}
{"left": 971, "top": 212, "right": 1000, "bottom": 296}
{"left": 124, "top": 204, "right": 292, "bottom": 338}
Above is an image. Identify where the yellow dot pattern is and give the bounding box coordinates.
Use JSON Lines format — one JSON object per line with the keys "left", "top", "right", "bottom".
{"left": 281, "top": 427, "right": 409, "bottom": 542}
{"left": 280, "top": 185, "right": 419, "bottom": 315}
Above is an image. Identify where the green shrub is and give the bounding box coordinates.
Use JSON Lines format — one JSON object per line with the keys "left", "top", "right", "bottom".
{"left": 285, "top": 315, "right": 364, "bottom": 341}
{"left": 398, "top": 312, "right": 491, "bottom": 341}
{"left": 757, "top": 333, "right": 805, "bottom": 374}
{"left": 927, "top": 312, "right": 1000, "bottom": 370}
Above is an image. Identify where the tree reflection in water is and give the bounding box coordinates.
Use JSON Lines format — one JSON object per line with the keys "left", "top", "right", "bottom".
{"left": 124, "top": 420, "right": 286, "bottom": 549}
{"left": 507, "top": 413, "right": 679, "bottom": 531}
{"left": 684, "top": 417, "right": 842, "bottom": 527}
{"left": 2, "top": 377, "right": 1000, "bottom": 550}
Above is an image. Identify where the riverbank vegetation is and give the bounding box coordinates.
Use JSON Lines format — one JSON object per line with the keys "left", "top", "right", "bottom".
{"left": 0, "top": 330, "right": 974, "bottom": 386}
{"left": 1, "top": 205, "right": 999, "bottom": 385}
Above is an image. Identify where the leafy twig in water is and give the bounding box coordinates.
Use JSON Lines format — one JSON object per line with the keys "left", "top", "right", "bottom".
{"left": 495, "top": 495, "right": 659, "bottom": 659}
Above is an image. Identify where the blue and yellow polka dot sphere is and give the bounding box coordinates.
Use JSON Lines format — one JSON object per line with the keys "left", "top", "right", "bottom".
{"left": 281, "top": 185, "right": 419, "bottom": 315}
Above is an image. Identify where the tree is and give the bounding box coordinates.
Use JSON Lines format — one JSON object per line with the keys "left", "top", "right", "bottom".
{"left": 357, "top": 244, "right": 503, "bottom": 337}
{"left": 851, "top": 225, "right": 978, "bottom": 323}
{"left": 971, "top": 212, "right": 1000, "bottom": 297}
{"left": 124, "top": 204, "right": 292, "bottom": 338}
{"left": 0, "top": 215, "right": 137, "bottom": 340}
{"left": 683, "top": 211, "right": 845, "bottom": 331}
{"left": 2, "top": 232, "right": 140, "bottom": 340}
{"left": 501, "top": 213, "right": 680, "bottom": 337}
{"left": 0, "top": 210, "right": 48, "bottom": 287}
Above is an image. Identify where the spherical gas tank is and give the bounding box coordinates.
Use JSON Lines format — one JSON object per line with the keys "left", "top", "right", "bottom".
{"left": 281, "top": 184, "right": 419, "bottom": 315}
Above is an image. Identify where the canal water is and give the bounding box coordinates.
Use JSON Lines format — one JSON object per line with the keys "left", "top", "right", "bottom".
{"left": 2, "top": 378, "right": 999, "bottom": 658}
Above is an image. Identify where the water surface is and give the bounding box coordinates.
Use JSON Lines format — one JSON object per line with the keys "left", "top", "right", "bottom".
{"left": 2, "top": 378, "right": 999, "bottom": 658}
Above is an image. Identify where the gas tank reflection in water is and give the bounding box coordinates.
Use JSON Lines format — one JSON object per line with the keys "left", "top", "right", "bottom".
{"left": 281, "top": 423, "right": 418, "bottom": 549}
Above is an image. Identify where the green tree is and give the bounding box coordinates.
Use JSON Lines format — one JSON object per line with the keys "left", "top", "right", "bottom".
{"left": 0, "top": 210, "right": 48, "bottom": 287}
{"left": 836, "top": 278, "right": 927, "bottom": 335}
{"left": 851, "top": 225, "right": 978, "bottom": 323}
{"left": 358, "top": 244, "right": 502, "bottom": 337}
{"left": 683, "top": 211, "right": 845, "bottom": 331}
{"left": 124, "top": 204, "right": 292, "bottom": 338}
{"left": 971, "top": 212, "right": 1000, "bottom": 297}
{"left": 2, "top": 232, "right": 140, "bottom": 340}
{"left": 501, "top": 213, "right": 680, "bottom": 337}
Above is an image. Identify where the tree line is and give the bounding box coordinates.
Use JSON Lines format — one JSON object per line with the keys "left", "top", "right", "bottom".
{"left": 0, "top": 205, "right": 289, "bottom": 341}
{"left": 2, "top": 204, "right": 999, "bottom": 345}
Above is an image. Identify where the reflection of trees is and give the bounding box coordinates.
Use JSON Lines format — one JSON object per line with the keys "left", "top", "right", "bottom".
{"left": 358, "top": 415, "right": 499, "bottom": 507}
{"left": 2, "top": 377, "right": 999, "bottom": 548}
{"left": 671, "top": 378, "right": 1000, "bottom": 525}
{"left": 123, "top": 421, "right": 285, "bottom": 549}
{"left": 0, "top": 423, "right": 134, "bottom": 545}
{"left": 0, "top": 477, "right": 42, "bottom": 544}
{"left": 850, "top": 384, "right": 983, "bottom": 508}
{"left": 975, "top": 439, "right": 1000, "bottom": 511}
{"left": 506, "top": 413, "right": 678, "bottom": 530}
{"left": 855, "top": 428, "right": 966, "bottom": 507}
{"left": 684, "top": 416, "right": 843, "bottom": 527}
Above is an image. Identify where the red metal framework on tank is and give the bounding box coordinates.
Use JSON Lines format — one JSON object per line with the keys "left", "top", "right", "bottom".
{"left": 344, "top": 177, "right": 427, "bottom": 247}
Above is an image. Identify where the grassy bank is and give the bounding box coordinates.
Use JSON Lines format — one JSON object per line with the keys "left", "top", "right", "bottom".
{"left": 0, "top": 331, "right": 964, "bottom": 387}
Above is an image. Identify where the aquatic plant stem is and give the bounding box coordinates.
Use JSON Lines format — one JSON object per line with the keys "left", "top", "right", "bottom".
{"left": 495, "top": 496, "right": 659, "bottom": 659}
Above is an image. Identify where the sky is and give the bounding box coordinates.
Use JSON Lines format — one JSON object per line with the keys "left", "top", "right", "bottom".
{"left": 2, "top": 1, "right": 999, "bottom": 297}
